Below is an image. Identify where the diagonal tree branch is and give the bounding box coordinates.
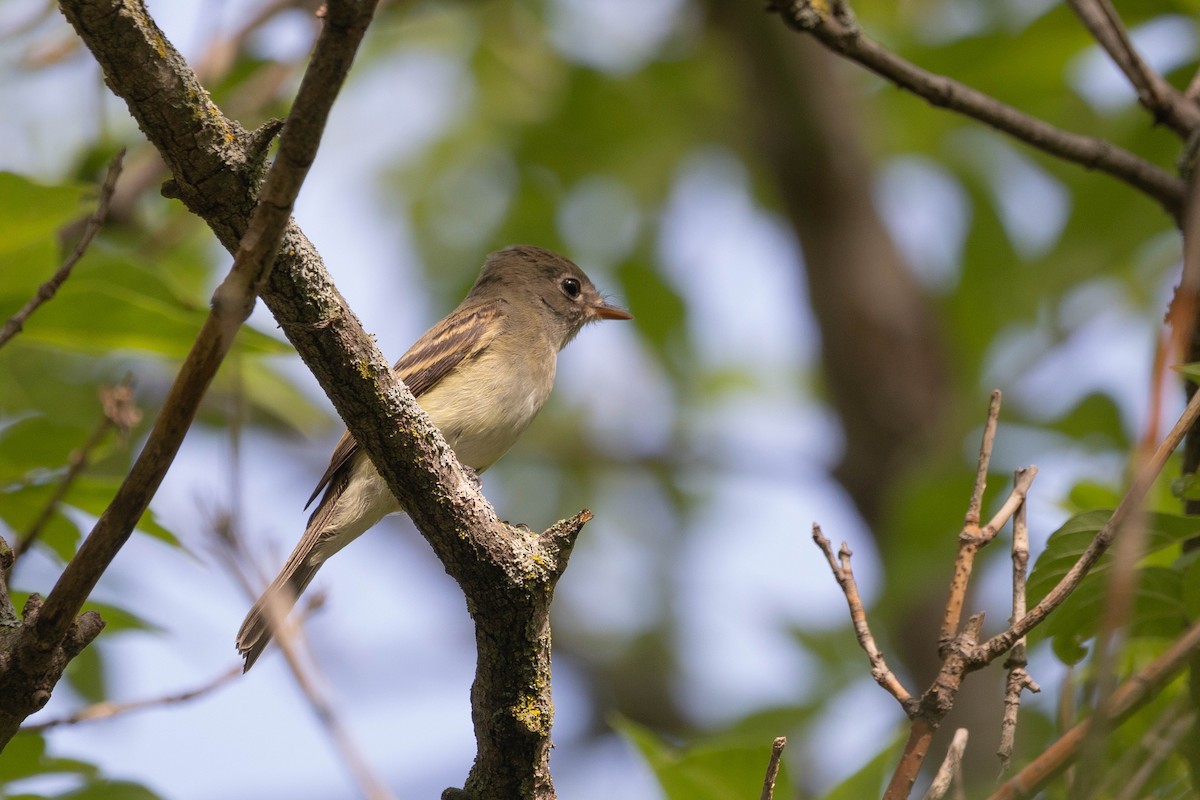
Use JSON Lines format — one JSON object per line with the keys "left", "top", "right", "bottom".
{"left": 46, "top": 2, "right": 590, "bottom": 794}
{"left": 769, "top": 0, "right": 1188, "bottom": 219}
{"left": 0, "top": 0, "right": 379, "bottom": 751}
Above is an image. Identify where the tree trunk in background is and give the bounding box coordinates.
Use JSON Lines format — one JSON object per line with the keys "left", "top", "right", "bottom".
{"left": 713, "top": 11, "right": 947, "bottom": 527}
{"left": 711, "top": 7, "right": 1014, "bottom": 784}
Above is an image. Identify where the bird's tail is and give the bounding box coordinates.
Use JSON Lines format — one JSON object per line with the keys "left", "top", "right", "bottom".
{"left": 236, "top": 543, "right": 323, "bottom": 672}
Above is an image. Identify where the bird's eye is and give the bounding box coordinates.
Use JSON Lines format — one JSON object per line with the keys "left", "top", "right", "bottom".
{"left": 561, "top": 277, "right": 582, "bottom": 299}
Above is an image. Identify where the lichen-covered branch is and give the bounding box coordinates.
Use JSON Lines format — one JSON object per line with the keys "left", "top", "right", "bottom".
{"left": 41, "top": 2, "right": 586, "bottom": 794}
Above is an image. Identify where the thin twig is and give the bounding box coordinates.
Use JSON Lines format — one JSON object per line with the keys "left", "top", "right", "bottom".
{"left": 759, "top": 736, "right": 787, "bottom": 800}
{"left": 21, "top": 664, "right": 242, "bottom": 732}
{"left": 771, "top": 1, "right": 1187, "bottom": 219}
{"left": 0, "top": 149, "right": 124, "bottom": 349}
{"left": 811, "top": 526, "right": 915, "bottom": 712}
{"left": 997, "top": 472, "right": 1040, "bottom": 774}
{"left": 966, "top": 391, "right": 1002, "bottom": 526}
{"left": 9, "top": 379, "right": 141, "bottom": 568}
{"left": 213, "top": 518, "right": 393, "bottom": 800}
{"left": 922, "top": 728, "right": 968, "bottom": 800}
{"left": 1065, "top": 0, "right": 1200, "bottom": 136}
{"left": 943, "top": 393, "right": 1020, "bottom": 651}
{"left": 988, "top": 616, "right": 1200, "bottom": 800}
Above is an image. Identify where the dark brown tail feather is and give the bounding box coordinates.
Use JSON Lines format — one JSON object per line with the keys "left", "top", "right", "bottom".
{"left": 236, "top": 556, "right": 322, "bottom": 672}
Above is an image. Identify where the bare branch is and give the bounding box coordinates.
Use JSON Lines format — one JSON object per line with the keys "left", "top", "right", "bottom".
{"left": 940, "top": 394, "right": 1037, "bottom": 652}
{"left": 0, "top": 0, "right": 380, "bottom": 749}
{"left": 33, "top": 0, "right": 377, "bottom": 658}
{"left": 997, "top": 477, "right": 1039, "bottom": 774}
{"left": 21, "top": 664, "right": 241, "bottom": 732}
{"left": 760, "top": 736, "right": 787, "bottom": 800}
{"left": 49, "top": 2, "right": 587, "bottom": 791}
{"left": 1065, "top": 0, "right": 1200, "bottom": 136}
{"left": 770, "top": 1, "right": 1187, "bottom": 218}
{"left": 811, "top": 525, "right": 915, "bottom": 712}
{"left": 0, "top": 149, "right": 124, "bottom": 349}
{"left": 922, "top": 728, "right": 968, "bottom": 800}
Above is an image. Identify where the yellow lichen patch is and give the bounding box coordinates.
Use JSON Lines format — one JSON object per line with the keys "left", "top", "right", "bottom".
{"left": 512, "top": 694, "right": 552, "bottom": 735}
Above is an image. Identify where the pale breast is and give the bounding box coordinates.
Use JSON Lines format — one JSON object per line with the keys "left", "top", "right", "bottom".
{"left": 416, "top": 337, "right": 557, "bottom": 472}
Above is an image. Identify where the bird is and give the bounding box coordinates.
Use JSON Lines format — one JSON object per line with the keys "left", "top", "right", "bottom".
{"left": 235, "top": 244, "right": 632, "bottom": 670}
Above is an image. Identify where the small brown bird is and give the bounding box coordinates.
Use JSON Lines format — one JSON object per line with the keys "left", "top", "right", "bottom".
{"left": 236, "top": 245, "right": 631, "bottom": 670}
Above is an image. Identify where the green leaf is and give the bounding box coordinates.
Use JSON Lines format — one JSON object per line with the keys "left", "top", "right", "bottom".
{"left": 9, "top": 592, "right": 162, "bottom": 636}
{"left": 0, "top": 476, "right": 182, "bottom": 563}
{"left": 78, "top": 600, "right": 162, "bottom": 635}
{"left": 207, "top": 358, "right": 328, "bottom": 437}
{"left": 0, "top": 173, "right": 90, "bottom": 260}
{"left": 1173, "top": 362, "right": 1200, "bottom": 384}
{"left": 1066, "top": 481, "right": 1122, "bottom": 513}
{"left": 1026, "top": 510, "right": 1198, "bottom": 661}
{"left": 0, "top": 732, "right": 97, "bottom": 783}
{"left": 615, "top": 716, "right": 793, "bottom": 800}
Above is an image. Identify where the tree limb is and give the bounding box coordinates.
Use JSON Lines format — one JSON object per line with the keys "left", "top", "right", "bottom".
{"left": 0, "top": 0, "right": 378, "bottom": 751}
{"left": 45, "top": 1, "right": 589, "bottom": 794}
{"left": 769, "top": 0, "right": 1188, "bottom": 219}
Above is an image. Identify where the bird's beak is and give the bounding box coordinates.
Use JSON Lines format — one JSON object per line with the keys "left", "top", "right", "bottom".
{"left": 590, "top": 300, "right": 633, "bottom": 321}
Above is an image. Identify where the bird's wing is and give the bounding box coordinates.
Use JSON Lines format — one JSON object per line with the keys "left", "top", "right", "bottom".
{"left": 303, "top": 300, "right": 506, "bottom": 510}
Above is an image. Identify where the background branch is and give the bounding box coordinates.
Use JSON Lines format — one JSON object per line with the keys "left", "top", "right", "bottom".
{"left": 21, "top": 664, "right": 242, "bottom": 732}
{"left": 922, "top": 728, "right": 968, "bottom": 800}
{"left": 770, "top": 0, "right": 1188, "bottom": 218}
{"left": 1065, "top": 0, "right": 1200, "bottom": 136}
{"left": 8, "top": 379, "right": 140, "bottom": 568}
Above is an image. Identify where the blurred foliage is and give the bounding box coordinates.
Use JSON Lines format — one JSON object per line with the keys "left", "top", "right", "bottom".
{"left": 616, "top": 716, "right": 796, "bottom": 800}
{"left": 3, "top": 0, "right": 1200, "bottom": 798}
